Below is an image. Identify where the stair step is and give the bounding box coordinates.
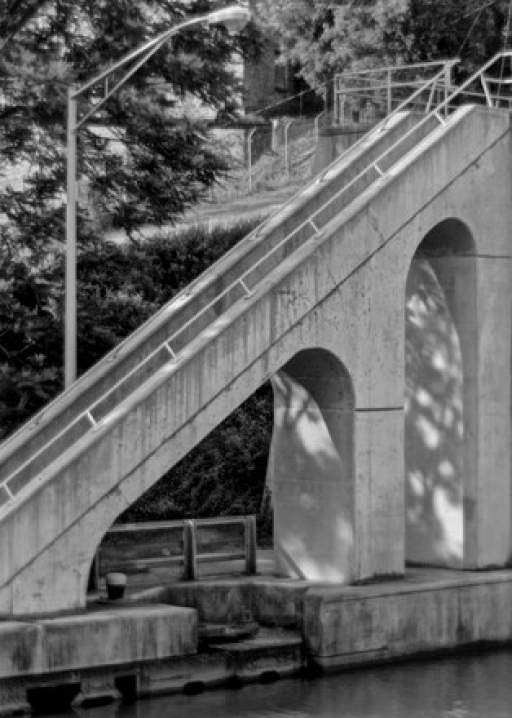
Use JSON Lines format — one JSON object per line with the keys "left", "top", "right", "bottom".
{"left": 209, "top": 628, "right": 304, "bottom": 681}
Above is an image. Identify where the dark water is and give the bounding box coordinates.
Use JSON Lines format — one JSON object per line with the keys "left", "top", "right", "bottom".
{"left": 60, "top": 650, "right": 512, "bottom": 718}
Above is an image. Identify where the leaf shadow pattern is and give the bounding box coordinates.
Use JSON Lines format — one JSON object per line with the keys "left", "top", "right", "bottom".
{"left": 270, "top": 348, "right": 355, "bottom": 582}
{"left": 405, "top": 255, "right": 464, "bottom": 567}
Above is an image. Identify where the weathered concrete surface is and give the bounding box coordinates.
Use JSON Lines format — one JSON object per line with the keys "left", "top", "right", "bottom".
{"left": 304, "top": 569, "right": 512, "bottom": 670}
{"left": 134, "top": 577, "right": 311, "bottom": 629}
{"left": 313, "top": 124, "right": 373, "bottom": 174}
{"left": 0, "top": 605, "right": 196, "bottom": 679}
{"left": 270, "top": 352, "right": 355, "bottom": 583}
{"left": 1, "top": 106, "right": 512, "bottom": 615}
{"left": 0, "top": 604, "right": 197, "bottom": 714}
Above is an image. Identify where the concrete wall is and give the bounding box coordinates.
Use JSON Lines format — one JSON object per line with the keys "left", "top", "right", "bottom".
{"left": 0, "top": 106, "right": 511, "bottom": 615}
{"left": 269, "top": 349, "right": 355, "bottom": 582}
{"left": 405, "top": 220, "right": 477, "bottom": 568}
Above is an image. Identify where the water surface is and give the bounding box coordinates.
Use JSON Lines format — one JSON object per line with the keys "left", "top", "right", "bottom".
{"left": 62, "top": 650, "right": 512, "bottom": 718}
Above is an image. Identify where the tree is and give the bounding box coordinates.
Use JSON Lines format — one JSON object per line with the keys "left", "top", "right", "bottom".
{"left": 389, "top": 0, "right": 509, "bottom": 78}
{"left": 256, "top": 0, "right": 511, "bottom": 87}
{"left": 254, "top": 0, "right": 407, "bottom": 85}
{"left": 0, "top": 0, "right": 253, "bottom": 258}
{"left": 0, "top": 1, "right": 258, "bottom": 421}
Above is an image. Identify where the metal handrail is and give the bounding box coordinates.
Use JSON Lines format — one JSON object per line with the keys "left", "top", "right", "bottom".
{"left": 92, "top": 515, "right": 257, "bottom": 586}
{"left": 334, "top": 58, "right": 458, "bottom": 123}
{"left": 1, "top": 51, "right": 510, "bottom": 511}
{"left": 335, "top": 58, "right": 459, "bottom": 87}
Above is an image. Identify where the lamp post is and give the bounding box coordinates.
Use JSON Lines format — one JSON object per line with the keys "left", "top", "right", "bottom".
{"left": 65, "top": 4, "right": 251, "bottom": 388}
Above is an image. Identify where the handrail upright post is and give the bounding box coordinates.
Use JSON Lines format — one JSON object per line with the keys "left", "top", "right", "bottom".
{"left": 284, "top": 120, "right": 293, "bottom": 177}
{"left": 244, "top": 516, "right": 257, "bottom": 575}
{"left": 443, "top": 63, "right": 451, "bottom": 118}
{"left": 387, "top": 69, "right": 392, "bottom": 115}
{"left": 183, "top": 519, "right": 197, "bottom": 580}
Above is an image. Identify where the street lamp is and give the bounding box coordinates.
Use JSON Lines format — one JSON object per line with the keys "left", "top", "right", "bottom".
{"left": 65, "top": 4, "right": 251, "bottom": 388}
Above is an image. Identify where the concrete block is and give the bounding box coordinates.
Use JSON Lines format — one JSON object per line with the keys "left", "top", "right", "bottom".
{"left": 138, "top": 653, "right": 230, "bottom": 697}
{"left": 39, "top": 605, "right": 197, "bottom": 673}
{"left": 251, "top": 580, "right": 309, "bottom": 628}
{"left": 303, "top": 571, "right": 512, "bottom": 670}
{"left": 212, "top": 628, "right": 304, "bottom": 681}
{"left": 157, "top": 582, "right": 252, "bottom": 625}
{"left": 0, "top": 623, "right": 43, "bottom": 679}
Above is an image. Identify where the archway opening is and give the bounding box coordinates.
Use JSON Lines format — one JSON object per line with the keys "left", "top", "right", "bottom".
{"left": 269, "top": 348, "right": 355, "bottom": 582}
{"left": 88, "top": 382, "right": 274, "bottom": 594}
{"left": 405, "top": 218, "right": 476, "bottom": 568}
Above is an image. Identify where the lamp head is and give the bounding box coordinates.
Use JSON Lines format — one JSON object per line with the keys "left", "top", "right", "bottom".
{"left": 207, "top": 4, "right": 251, "bottom": 32}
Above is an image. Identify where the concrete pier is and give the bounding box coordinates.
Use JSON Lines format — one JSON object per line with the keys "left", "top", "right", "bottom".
{"left": 3, "top": 570, "right": 512, "bottom": 714}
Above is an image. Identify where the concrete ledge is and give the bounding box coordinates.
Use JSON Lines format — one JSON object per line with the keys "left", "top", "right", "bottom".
{"left": 304, "top": 569, "right": 512, "bottom": 670}
{"left": 0, "top": 604, "right": 197, "bottom": 679}
{"left": 132, "top": 577, "right": 310, "bottom": 628}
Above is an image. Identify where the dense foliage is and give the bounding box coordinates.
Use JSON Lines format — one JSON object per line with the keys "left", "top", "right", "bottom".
{"left": 0, "top": 219, "right": 260, "bottom": 439}
{"left": 255, "top": 0, "right": 512, "bottom": 85}
{"left": 1, "top": 218, "right": 274, "bottom": 531}
{"left": 0, "top": 0, "right": 262, "bottom": 434}
{"left": 0, "top": 0, "right": 255, "bottom": 259}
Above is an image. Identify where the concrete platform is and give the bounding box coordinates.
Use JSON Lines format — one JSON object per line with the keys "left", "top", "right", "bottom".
{"left": 0, "top": 604, "right": 196, "bottom": 714}
{"left": 304, "top": 568, "right": 512, "bottom": 670}
{"left": 3, "top": 570, "right": 512, "bottom": 715}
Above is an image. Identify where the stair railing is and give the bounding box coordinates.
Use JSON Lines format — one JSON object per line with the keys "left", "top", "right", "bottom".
{"left": 1, "top": 51, "right": 511, "bottom": 513}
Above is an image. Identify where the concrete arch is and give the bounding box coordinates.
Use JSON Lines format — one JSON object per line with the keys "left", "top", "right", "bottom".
{"left": 405, "top": 217, "right": 477, "bottom": 568}
{"left": 268, "top": 348, "right": 356, "bottom": 582}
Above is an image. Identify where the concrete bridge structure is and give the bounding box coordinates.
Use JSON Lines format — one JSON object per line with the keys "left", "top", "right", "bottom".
{"left": 1, "top": 58, "right": 512, "bottom": 617}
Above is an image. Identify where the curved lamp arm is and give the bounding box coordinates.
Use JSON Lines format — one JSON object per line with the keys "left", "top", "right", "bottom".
{"left": 65, "top": 3, "right": 250, "bottom": 388}
{"left": 71, "top": 4, "right": 251, "bottom": 131}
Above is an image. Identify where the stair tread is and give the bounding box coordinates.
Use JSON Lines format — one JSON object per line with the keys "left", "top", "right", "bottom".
{"left": 211, "top": 627, "right": 302, "bottom": 652}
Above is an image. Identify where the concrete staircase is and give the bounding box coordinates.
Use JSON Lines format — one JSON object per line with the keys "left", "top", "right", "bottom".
{"left": 1, "top": 51, "right": 512, "bottom": 615}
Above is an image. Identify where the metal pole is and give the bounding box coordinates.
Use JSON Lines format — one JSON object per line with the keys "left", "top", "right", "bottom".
{"left": 387, "top": 69, "right": 392, "bottom": 114}
{"left": 244, "top": 516, "right": 257, "bottom": 575}
{"left": 65, "top": 88, "right": 78, "bottom": 388}
{"left": 284, "top": 120, "right": 293, "bottom": 177}
{"left": 247, "top": 127, "right": 256, "bottom": 193}
{"left": 183, "top": 519, "right": 197, "bottom": 580}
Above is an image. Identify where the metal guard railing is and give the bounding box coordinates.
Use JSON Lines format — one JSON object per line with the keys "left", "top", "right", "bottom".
{"left": 91, "top": 515, "right": 257, "bottom": 588}
{"left": 1, "top": 51, "right": 512, "bottom": 512}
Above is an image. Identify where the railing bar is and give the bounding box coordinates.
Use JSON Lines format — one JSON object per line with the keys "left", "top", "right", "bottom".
{"left": 88, "top": 341, "right": 178, "bottom": 416}
{"left": 433, "top": 110, "right": 446, "bottom": 125}
{"left": 86, "top": 411, "right": 97, "bottom": 426}
{"left": 1, "top": 409, "right": 93, "bottom": 490}
{"left": 195, "top": 515, "right": 249, "bottom": 526}
{"left": 338, "top": 58, "right": 459, "bottom": 76}
{"left": 107, "top": 516, "right": 252, "bottom": 534}
{"left": 164, "top": 341, "right": 177, "bottom": 359}
{"left": 309, "top": 219, "right": 321, "bottom": 235}
{"left": 2, "top": 483, "right": 14, "bottom": 499}
{"left": 239, "top": 278, "right": 252, "bottom": 297}
{"left": 480, "top": 75, "right": 493, "bottom": 107}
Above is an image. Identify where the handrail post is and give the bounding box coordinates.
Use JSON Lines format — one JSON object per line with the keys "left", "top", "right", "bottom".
{"left": 244, "top": 516, "right": 257, "bottom": 575}
{"left": 443, "top": 63, "right": 451, "bottom": 118}
{"left": 386, "top": 68, "right": 392, "bottom": 115}
{"left": 247, "top": 127, "right": 257, "bottom": 193}
{"left": 183, "top": 519, "right": 197, "bottom": 580}
{"left": 284, "top": 120, "right": 294, "bottom": 178}
{"left": 271, "top": 118, "right": 279, "bottom": 153}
